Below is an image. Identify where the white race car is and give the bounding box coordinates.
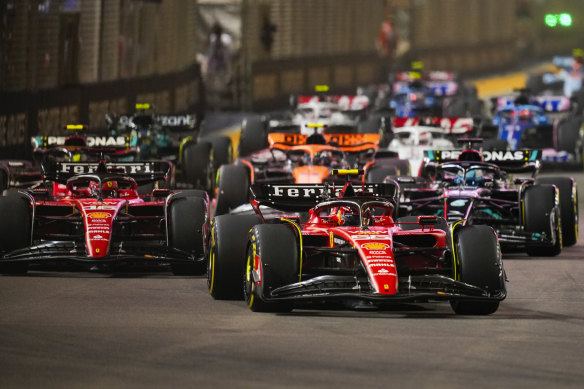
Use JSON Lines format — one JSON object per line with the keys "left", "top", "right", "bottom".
{"left": 386, "top": 117, "right": 474, "bottom": 176}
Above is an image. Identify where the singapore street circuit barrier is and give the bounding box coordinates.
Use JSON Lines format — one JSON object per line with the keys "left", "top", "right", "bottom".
{"left": 0, "top": 113, "right": 28, "bottom": 148}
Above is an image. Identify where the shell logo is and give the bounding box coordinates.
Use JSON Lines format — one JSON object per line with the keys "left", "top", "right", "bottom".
{"left": 362, "top": 242, "right": 390, "bottom": 250}
{"left": 88, "top": 212, "right": 110, "bottom": 218}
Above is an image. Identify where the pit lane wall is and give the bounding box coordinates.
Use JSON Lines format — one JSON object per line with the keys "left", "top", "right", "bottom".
{"left": 0, "top": 0, "right": 203, "bottom": 159}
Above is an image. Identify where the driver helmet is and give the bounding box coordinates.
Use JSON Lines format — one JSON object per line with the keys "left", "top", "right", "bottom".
{"left": 337, "top": 207, "right": 360, "bottom": 226}
{"left": 417, "top": 131, "right": 432, "bottom": 146}
{"left": 362, "top": 208, "right": 374, "bottom": 227}
{"left": 102, "top": 180, "right": 119, "bottom": 197}
{"left": 518, "top": 108, "right": 531, "bottom": 122}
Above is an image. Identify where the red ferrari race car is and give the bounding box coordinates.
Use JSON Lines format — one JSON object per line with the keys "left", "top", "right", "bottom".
{"left": 0, "top": 159, "right": 209, "bottom": 275}
{"left": 208, "top": 170, "right": 506, "bottom": 315}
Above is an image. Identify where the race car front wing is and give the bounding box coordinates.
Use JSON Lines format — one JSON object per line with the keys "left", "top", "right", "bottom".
{"left": 266, "top": 274, "right": 506, "bottom": 303}
{"left": 0, "top": 241, "right": 203, "bottom": 265}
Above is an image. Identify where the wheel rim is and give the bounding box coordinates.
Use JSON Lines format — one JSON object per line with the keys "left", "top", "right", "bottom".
{"left": 574, "top": 187, "right": 579, "bottom": 242}
{"left": 244, "top": 243, "right": 258, "bottom": 308}
{"left": 207, "top": 226, "right": 216, "bottom": 293}
{"left": 205, "top": 161, "right": 214, "bottom": 192}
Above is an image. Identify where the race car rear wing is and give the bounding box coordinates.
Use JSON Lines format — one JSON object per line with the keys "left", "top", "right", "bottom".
{"left": 424, "top": 149, "right": 541, "bottom": 171}
{"left": 391, "top": 117, "right": 474, "bottom": 134}
{"left": 250, "top": 182, "right": 397, "bottom": 211}
{"left": 41, "top": 161, "right": 172, "bottom": 184}
{"left": 297, "top": 95, "right": 370, "bottom": 111}
{"left": 114, "top": 114, "right": 196, "bottom": 131}
{"left": 493, "top": 95, "right": 571, "bottom": 112}
{"left": 392, "top": 80, "right": 458, "bottom": 97}
{"left": 32, "top": 135, "right": 132, "bottom": 150}
{"left": 268, "top": 133, "right": 380, "bottom": 148}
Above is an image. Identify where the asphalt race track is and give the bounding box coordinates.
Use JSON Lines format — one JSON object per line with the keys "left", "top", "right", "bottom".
{"left": 0, "top": 169, "right": 583, "bottom": 389}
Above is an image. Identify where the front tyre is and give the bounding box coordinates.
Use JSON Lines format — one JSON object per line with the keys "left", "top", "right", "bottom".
{"left": 450, "top": 225, "right": 504, "bottom": 315}
{"left": 244, "top": 224, "right": 298, "bottom": 312}
{"left": 524, "top": 184, "right": 562, "bottom": 257}
{"left": 0, "top": 195, "right": 31, "bottom": 275}
{"left": 535, "top": 177, "right": 578, "bottom": 247}
{"left": 238, "top": 116, "right": 267, "bottom": 157}
{"left": 168, "top": 196, "right": 208, "bottom": 275}
{"left": 182, "top": 141, "right": 214, "bottom": 192}
{"left": 207, "top": 135, "right": 233, "bottom": 169}
{"left": 208, "top": 215, "right": 261, "bottom": 300}
{"left": 215, "top": 164, "right": 250, "bottom": 216}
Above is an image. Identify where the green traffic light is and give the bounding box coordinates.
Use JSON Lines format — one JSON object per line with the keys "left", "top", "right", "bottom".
{"left": 545, "top": 13, "right": 572, "bottom": 27}
{"left": 545, "top": 14, "right": 558, "bottom": 27}
{"left": 559, "top": 13, "right": 572, "bottom": 27}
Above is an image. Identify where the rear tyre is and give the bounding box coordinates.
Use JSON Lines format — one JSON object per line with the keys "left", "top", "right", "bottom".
{"left": 244, "top": 224, "right": 298, "bottom": 312}
{"left": 525, "top": 74, "right": 543, "bottom": 94}
{"left": 208, "top": 215, "right": 261, "bottom": 300}
{"left": 450, "top": 225, "right": 504, "bottom": 315}
{"left": 182, "top": 141, "right": 214, "bottom": 192}
{"left": 207, "top": 135, "right": 233, "bottom": 169}
{"left": 168, "top": 196, "right": 208, "bottom": 275}
{"left": 376, "top": 159, "right": 410, "bottom": 176}
{"left": 481, "top": 139, "right": 509, "bottom": 151}
{"left": 215, "top": 164, "right": 250, "bottom": 216}
{"left": 557, "top": 117, "right": 584, "bottom": 168}
{"left": 535, "top": 177, "right": 578, "bottom": 247}
{"left": 575, "top": 88, "right": 584, "bottom": 115}
{"left": 0, "top": 195, "right": 31, "bottom": 275}
{"left": 524, "top": 184, "right": 562, "bottom": 257}
{"left": 238, "top": 116, "right": 267, "bottom": 157}
{"left": 365, "top": 165, "right": 398, "bottom": 183}
{"left": 444, "top": 97, "right": 468, "bottom": 117}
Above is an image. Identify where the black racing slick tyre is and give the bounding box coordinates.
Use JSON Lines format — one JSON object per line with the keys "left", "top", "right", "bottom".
{"left": 244, "top": 224, "right": 298, "bottom": 313}
{"left": 238, "top": 116, "right": 267, "bottom": 157}
{"left": 182, "top": 141, "right": 214, "bottom": 192}
{"left": 557, "top": 117, "right": 584, "bottom": 167}
{"left": 525, "top": 74, "right": 543, "bottom": 94}
{"left": 208, "top": 135, "right": 233, "bottom": 169}
{"left": 524, "top": 184, "right": 562, "bottom": 257}
{"left": 173, "top": 189, "right": 209, "bottom": 201}
{"left": 444, "top": 97, "right": 468, "bottom": 117}
{"left": 0, "top": 195, "right": 31, "bottom": 274}
{"left": 535, "top": 177, "right": 578, "bottom": 247}
{"left": 365, "top": 166, "right": 398, "bottom": 183}
{"left": 168, "top": 196, "right": 208, "bottom": 275}
{"left": 357, "top": 117, "right": 382, "bottom": 134}
{"left": 215, "top": 164, "right": 250, "bottom": 216}
{"left": 481, "top": 139, "right": 509, "bottom": 151}
{"left": 208, "top": 215, "right": 261, "bottom": 300}
{"left": 380, "top": 159, "right": 410, "bottom": 176}
{"left": 450, "top": 225, "right": 504, "bottom": 315}
{"left": 358, "top": 116, "right": 392, "bottom": 147}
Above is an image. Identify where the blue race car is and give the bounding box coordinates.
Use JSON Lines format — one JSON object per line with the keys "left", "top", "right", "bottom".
{"left": 486, "top": 92, "right": 584, "bottom": 167}
{"left": 389, "top": 79, "right": 441, "bottom": 117}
